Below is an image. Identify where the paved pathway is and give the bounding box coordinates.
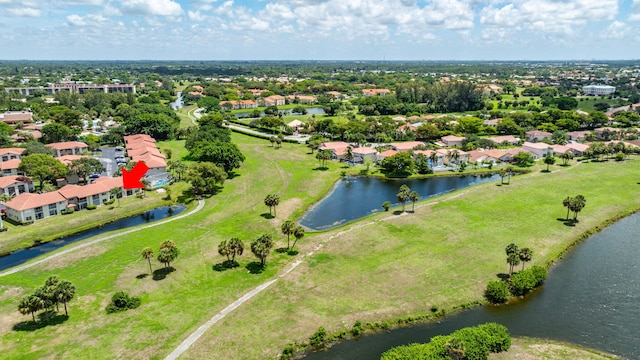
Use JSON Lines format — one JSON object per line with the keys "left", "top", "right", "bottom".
{"left": 0, "top": 199, "right": 205, "bottom": 278}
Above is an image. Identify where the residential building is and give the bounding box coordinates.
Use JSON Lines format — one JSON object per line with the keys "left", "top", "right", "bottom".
{"left": 0, "top": 175, "right": 33, "bottom": 196}
{"left": 551, "top": 144, "right": 571, "bottom": 154}
{"left": 352, "top": 147, "right": 377, "bottom": 163}
{"left": 390, "top": 141, "right": 425, "bottom": 152}
{"left": 413, "top": 150, "right": 444, "bottom": 167}
{"left": 567, "top": 131, "right": 591, "bottom": 142}
{"left": 286, "top": 95, "right": 317, "bottom": 104}
{"left": 5, "top": 84, "right": 136, "bottom": 96}
{"left": 436, "top": 148, "right": 470, "bottom": 165}
{"left": 376, "top": 149, "right": 397, "bottom": 162}
{"left": 4, "top": 191, "right": 69, "bottom": 223}
{"left": 440, "top": 135, "right": 466, "bottom": 147}
{"left": 583, "top": 85, "right": 616, "bottom": 96}
{"left": 0, "top": 111, "right": 33, "bottom": 124}
{"left": 319, "top": 141, "right": 350, "bottom": 160}
{"left": 58, "top": 176, "right": 131, "bottom": 210}
{"left": 46, "top": 141, "right": 89, "bottom": 157}
{"left": 362, "top": 89, "right": 391, "bottom": 96}
{"left": 262, "top": 95, "right": 286, "bottom": 107}
{"left": 220, "top": 100, "right": 258, "bottom": 110}
{"left": 0, "top": 159, "right": 22, "bottom": 176}
{"left": 486, "top": 135, "right": 520, "bottom": 146}
{"left": 525, "top": 130, "right": 552, "bottom": 142}
{"left": 522, "top": 142, "right": 554, "bottom": 159}
{"left": 566, "top": 143, "right": 589, "bottom": 156}
{"left": 125, "top": 134, "right": 167, "bottom": 176}
{"left": 0, "top": 148, "right": 24, "bottom": 162}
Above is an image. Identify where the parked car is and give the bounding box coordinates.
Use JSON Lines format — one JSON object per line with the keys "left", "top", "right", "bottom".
{"left": 115, "top": 146, "right": 124, "bottom": 151}
{"left": 89, "top": 174, "right": 100, "bottom": 179}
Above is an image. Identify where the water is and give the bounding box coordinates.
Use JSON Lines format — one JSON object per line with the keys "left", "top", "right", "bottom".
{"left": 304, "top": 212, "right": 640, "bottom": 359}
{"left": 0, "top": 205, "right": 186, "bottom": 271}
{"left": 170, "top": 92, "right": 184, "bottom": 110}
{"left": 234, "top": 106, "right": 326, "bottom": 118}
{"left": 298, "top": 174, "right": 500, "bottom": 230}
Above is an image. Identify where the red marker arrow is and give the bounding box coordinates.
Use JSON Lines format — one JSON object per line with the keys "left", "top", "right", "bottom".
{"left": 122, "top": 161, "right": 149, "bottom": 189}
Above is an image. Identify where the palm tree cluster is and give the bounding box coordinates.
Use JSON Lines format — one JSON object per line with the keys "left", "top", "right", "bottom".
{"left": 315, "top": 150, "right": 332, "bottom": 168}
{"left": 281, "top": 220, "right": 305, "bottom": 251}
{"left": 497, "top": 166, "right": 515, "bottom": 185}
{"left": 251, "top": 234, "right": 274, "bottom": 267}
{"left": 264, "top": 193, "right": 280, "bottom": 216}
{"left": 218, "top": 237, "right": 244, "bottom": 266}
{"left": 141, "top": 241, "right": 180, "bottom": 274}
{"left": 562, "top": 195, "right": 586, "bottom": 222}
{"left": 396, "top": 184, "right": 420, "bottom": 212}
{"left": 505, "top": 243, "right": 533, "bottom": 275}
{"left": 18, "top": 275, "right": 75, "bottom": 322}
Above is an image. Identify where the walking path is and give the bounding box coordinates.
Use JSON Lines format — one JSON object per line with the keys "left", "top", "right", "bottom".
{"left": 0, "top": 199, "right": 205, "bottom": 278}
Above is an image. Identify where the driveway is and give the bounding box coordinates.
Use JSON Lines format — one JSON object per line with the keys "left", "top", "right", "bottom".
{"left": 94, "top": 146, "right": 125, "bottom": 177}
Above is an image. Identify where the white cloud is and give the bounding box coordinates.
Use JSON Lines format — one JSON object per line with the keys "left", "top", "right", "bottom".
{"left": 187, "top": 10, "right": 208, "bottom": 22}
{"left": 630, "top": 0, "right": 640, "bottom": 21}
{"left": 66, "top": 13, "right": 109, "bottom": 26}
{"left": 7, "top": 7, "right": 40, "bottom": 17}
{"left": 117, "top": 0, "right": 183, "bottom": 16}
{"left": 600, "top": 21, "right": 629, "bottom": 39}
{"left": 0, "top": 0, "right": 41, "bottom": 17}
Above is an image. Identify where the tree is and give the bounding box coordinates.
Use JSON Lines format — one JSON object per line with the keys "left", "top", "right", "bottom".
{"left": 396, "top": 184, "right": 410, "bottom": 212}
{"left": 409, "top": 191, "right": 419, "bottom": 212}
{"left": 251, "top": 234, "right": 274, "bottom": 266}
{"left": 110, "top": 187, "right": 123, "bottom": 206}
{"left": 485, "top": 280, "right": 510, "bottom": 304}
{"left": 218, "top": 240, "right": 232, "bottom": 262}
{"left": 67, "top": 158, "right": 105, "bottom": 184}
{"left": 291, "top": 226, "right": 305, "bottom": 251}
{"left": 269, "top": 136, "right": 276, "bottom": 147}
{"left": 141, "top": 247, "right": 154, "bottom": 274}
{"left": 563, "top": 196, "right": 572, "bottom": 220}
{"left": 569, "top": 195, "right": 586, "bottom": 221}
{"left": 227, "top": 237, "right": 244, "bottom": 263}
{"left": 498, "top": 168, "right": 507, "bottom": 184}
{"left": 505, "top": 166, "right": 514, "bottom": 185}
{"left": 519, "top": 248, "right": 533, "bottom": 270}
{"left": 189, "top": 141, "right": 245, "bottom": 173}
{"left": 18, "top": 294, "right": 43, "bottom": 322}
{"left": 169, "top": 160, "right": 187, "bottom": 180}
{"left": 41, "top": 123, "right": 78, "bottom": 144}
{"left": 55, "top": 280, "right": 75, "bottom": 317}
{"left": 382, "top": 200, "right": 391, "bottom": 211}
{"left": 186, "top": 162, "right": 227, "bottom": 194}
{"left": 281, "top": 220, "right": 296, "bottom": 249}
{"left": 513, "top": 152, "right": 534, "bottom": 167}
{"left": 18, "top": 154, "right": 67, "bottom": 190}
{"left": 157, "top": 240, "right": 179, "bottom": 269}
{"left": 543, "top": 154, "right": 556, "bottom": 171}
{"left": 44, "top": 276, "right": 60, "bottom": 312}
{"left": 381, "top": 152, "right": 415, "bottom": 177}
{"left": 507, "top": 253, "right": 520, "bottom": 275}
{"left": 560, "top": 151, "right": 574, "bottom": 166}
{"left": 505, "top": 243, "right": 519, "bottom": 256}
{"left": 343, "top": 145, "right": 354, "bottom": 164}
{"left": 264, "top": 194, "right": 280, "bottom": 217}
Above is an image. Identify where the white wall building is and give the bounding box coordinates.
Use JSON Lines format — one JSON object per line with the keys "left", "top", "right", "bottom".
{"left": 583, "top": 85, "right": 616, "bottom": 96}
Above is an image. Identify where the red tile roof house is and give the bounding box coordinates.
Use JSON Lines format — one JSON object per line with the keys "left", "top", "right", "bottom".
{"left": 486, "top": 135, "right": 520, "bottom": 146}
{"left": 125, "top": 137, "right": 168, "bottom": 176}
{"left": 352, "top": 147, "right": 378, "bottom": 163}
{"left": 567, "top": 131, "right": 592, "bottom": 142}
{"left": 435, "top": 148, "right": 470, "bottom": 165}
{"left": 413, "top": 150, "right": 445, "bottom": 167}
{"left": 46, "top": 141, "right": 89, "bottom": 157}
{"left": 376, "top": 149, "right": 397, "bottom": 162}
{"left": 566, "top": 143, "right": 589, "bottom": 156}
{"left": 4, "top": 191, "right": 68, "bottom": 223}
{"left": 440, "top": 135, "right": 466, "bottom": 147}
{"left": 362, "top": 89, "right": 391, "bottom": 96}
{"left": 0, "top": 148, "right": 25, "bottom": 162}
{"left": 58, "top": 155, "right": 88, "bottom": 184}
{"left": 522, "top": 142, "right": 554, "bottom": 159}
{"left": 525, "top": 130, "right": 552, "bottom": 142}
{"left": 58, "top": 177, "right": 130, "bottom": 210}
{"left": 0, "top": 175, "right": 34, "bottom": 196}
{"left": 262, "top": 95, "right": 286, "bottom": 106}
{"left": 390, "top": 141, "right": 425, "bottom": 152}
{"left": 466, "top": 150, "right": 503, "bottom": 165}
{"left": 318, "top": 141, "right": 350, "bottom": 160}
{"left": 0, "top": 159, "right": 23, "bottom": 177}
{"left": 0, "top": 111, "right": 33, "bottom": 125}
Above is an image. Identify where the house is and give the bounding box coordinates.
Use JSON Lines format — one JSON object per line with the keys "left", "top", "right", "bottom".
{"left": 525, "top": 130, "right": 552, "bottom": 142}
{"left": 392, "top": 116, "right": 407, "bottom": 122}
{"left": 287, "top": 95, "right": 316, "bottom": 104}
{"left": 413, "top": 150, "right": 444, "bottom": 167}
{"left": 287, "top": 119, "right": 304, "bottom": 132}
{"left": 566, "top": 143, "right": 589, "bottom": 157}
{"left": 262, "top": 95, "right": 286, "bottom": 107}
{"left": 352, "top": 147, "right": 378, "bottom": 163}
{"left": 522, "top": 142, "right": 554, "bottom": 159}
{"left": 594, "top": 127, "right": 622, "bottom": 140}
{"left": 318, "top": 141, "right": 350, "bottom": 160}
{"left": 440, "top": 135, "right": 466, "bottom": 147}
{"left": 486, "top": 135, "right": 520, "bottom": 146}
{"left": 376, "top": 149, "right": 397, "bottom": 162}
{"left": 4, "top": 191, "right": 69, "bottom": 223}
{"left": 551, "top": 144, "right": 571, "bottom": 155}
{"left": 466, "top": 150, "right": 505, "bottom": 164}
{"left": 583, "top": 85, "right": 616, "bottom": 96}
{"left": 0, "top": 175, "right": 33, "bottom": 196}
{"left": 0, "top": 159, "right": 22, "bottom": 176}
{"left": 46, "top": 141, "right": 89, "bottom": 157}
{"left": 58, "top": 155, "right": 88, "bottom": 184}
{"left": 220, "top": 100, "right": 258, "bottom": 110}
{"left": 390, "top": 141, "right": 425, "bottom": 152}
{"left": 0, "top": 148, "right": 24, "bottom": 162}
{"left": 567, "top": 131, "right": 591, "bottom": 142}
{"left": 436, "top": 148, "right": 470, "bottom": 165}
{"left": 325, "top": 91, "right": 345, "bottom": 100}
{"left": 0, "top": 111, "right": 33, "bottom": 125}
{"left": 483, "top": 118, "right": 501, "bottom": 127}
{"left": 502, "top": 148, "right": 528, "bottom": 162}
{"left": 58, "top": 176, "right": 130, "bottom": 210}
{"left": 125, "top": 134, "right": 168, "bottom": 176}
{"left": 362, "top": 89, "right": 391, "bottom": 96}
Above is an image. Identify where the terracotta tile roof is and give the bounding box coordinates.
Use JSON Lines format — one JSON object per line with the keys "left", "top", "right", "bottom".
{"left": 486, "top": 136, "right": 519, "bottom": 144}
{"left": 124, "top": 134, "right": 156, "bottom": 144}
{"left": 352, "top": 147, "right": 377, "bottom": 155}
{"left": 0, "top": 175, "right": 32, "bottom": 188}
{"left": 441, "top": 135, "right": 466, "bottom": 142}
{"left": 390, "top": 141, "right": 425, "bottom": 151}
{"left": 525, "top": 130, "right": 552, "bottom": 137}
{"left": 378, "top": 149, "right": 397, "bottom": 157}
{"left": 0, "top": 158, "right": 21, "bottom": 170}
{"left": 523, "top": 142, "right": 553, "bottom": 150}
{"left": 319, "top": 142, "right": 350, "bottom": 150}
{"left": 93, "top": 176, "right": 123, "bottom": 189}
{"left": 135, "top": 156, "right": 167, "bottom": 168}
{"left": 5, "top": 191, "right": 66, "bottom": 211}
{"left": 58, "top": 155, "right": 87, "bottom": 165}
{"left": 45, "top": 141, "right": 88, "bottom": 151}
{"left": 127, "top": 147, "right": 164, "bottom": 158}
{"left": 0, "top": 148, "right": 25, "bottom": 156}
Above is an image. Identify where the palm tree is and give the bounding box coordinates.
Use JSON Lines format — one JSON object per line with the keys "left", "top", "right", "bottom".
{"left": 344, "top": 146, "right": 354, "bottom": 165}
{"left": 110, "top": 187, "right": 123, "bottom": 207}
{"left": 505, "top": 243, "right": 519, "bottom": 256}
{"left": 519, "top": 248, "right": 533, "bottom": 270}
{"left": 141, "top": 247, "right": 154, "bottom": 274}
{"left": 291, "top": 226, "right": 305, "bottom": 251}
{"left": 157, "top": 240, "right": 179, "bottom": 269}
{"left": 281, "top": 220, "right": 296, "bottom": 249}
{"left": 570, "top": 195, "right": 586, "bottom": 221}
{"left": 507, "top": 253, "right": 520, "bottom": 275}
{"left": 498, "top": 168, "right": 506, "bottom": 184}
{"left": 170, "top": 160, "right": 188, "bottom": 180}
{"left": 429, "top": 152, "right": 438, "bottom": 169}
{"left": 563, "top": 196, "right": 572, "bottom": 220}
{"left": 543, "top": 154, "right": 556, "bottom": 171}
{"left": 561, "top": 151, "right": 574, "bottom": 166}
{"left": 451, "top": 150, "right": 460, "bottom": 165}
{"left": 228, "top": 237, "right": 244, "bottom": 263}
{"left": 396, "top": 184, "right": 410, "bottom": 212}
{"left": 269, "top": 136, "right": 276, "bottom": 147}
{"left": 251, "top": 234, "right": 274, "bottom": 266}
{"left": 264, "top": 194, "right": 280, "bottom": 217}
{"left": 44, "top": 275, "right": 60, "bottom": 311}
{"left": 409, "top": 191, "right": 419, "bottom": 212}
{"left": 18, "top": 294, "right": 43, "bottom": 322}
{"left": 505, "top": 166, "right": 514, "bottom": 184}
{"left": 56, "top": 280, "right": 75, "bottom": 317}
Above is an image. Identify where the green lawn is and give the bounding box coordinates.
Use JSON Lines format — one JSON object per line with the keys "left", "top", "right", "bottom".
{"left": 491, "top": 337, "right": 621, "bottom": 359}
{"left": 1, "top": 136, "right": 639, "bottom": 359}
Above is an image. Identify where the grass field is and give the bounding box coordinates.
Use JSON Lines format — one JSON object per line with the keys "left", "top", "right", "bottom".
{"left": 0, "top": 134, "right": 638, "bottom": 359}
{"left": 491, "top": 337, "right": 622, "bottom": 359}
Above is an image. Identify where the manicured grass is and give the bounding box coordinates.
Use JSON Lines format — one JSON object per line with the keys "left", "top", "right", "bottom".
{"left": 156, "top": 139, "right": 190, "bottom": 162}
{"left": 0, "top": 133, "right": 342, "bottom": 359}
{"left": 1, "top": 134, "right": 637, "bottom": 359}
{"left": 0, "top": 189, "right": 176, "bottom": 256}
{"left": 180, "top": 159, "right": 640, "bottom": 359}
{"left": 491, "top": 337, "right": 622, "bottom": 359}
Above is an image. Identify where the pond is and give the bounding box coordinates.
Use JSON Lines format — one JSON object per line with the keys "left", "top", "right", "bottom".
{"left": 298, "top": 174, "right": 501, "bottom": 231}
{"left": 0, "top": 205, "right": 186, "bottom": 272}
{"left": 170, "top": 92, "right": 184, "bottom": 110}
{"left": 304, "top": 212, "right": 640, "bottom": 359}
{"left": 234, "top": 106, "right": 326, "bottom": 118}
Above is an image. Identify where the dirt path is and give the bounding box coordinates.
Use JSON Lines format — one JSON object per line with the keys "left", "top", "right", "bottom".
{"left": 0, "top": 199, "right": 205, "bottom": 278}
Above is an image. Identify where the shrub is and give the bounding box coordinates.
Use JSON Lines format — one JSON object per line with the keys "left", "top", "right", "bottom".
{"left": 448, "top": 327, "right": 490, "bottom": 360}
{"left": 351, "top": 320, "right": 364, "bottom": 337}
{"left": 281, "top": 344, "right": 295, "bottom": 358}
{"left": 86, "top": 204, "right": 97, "bottom": 210}
{"left": 476, "top": 323, "right": 511, "bottom": 353}
{"left": 309, "top": 326, "right": 327, "bottom": 347}
{"left": 485, "top": 280, "right": 510, "bottom": 304}
{"left": 509, "top": 270, "right": 538, "bottom": 296}
{"left": 0, "top": 227, "right": 7, "bottom": 232}
{"left": 61, "top": 209, "right": 74, "bottom": 215}
{"left": 530, "top": 265, "right": 548, "bottom": 285}
{"left": 106, "top": 291, "right": 141, "bottom": 313}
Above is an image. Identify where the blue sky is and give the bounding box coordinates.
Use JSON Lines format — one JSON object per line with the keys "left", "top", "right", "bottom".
{"left": 1, "top": 0, "right": 639, "bottom": 60}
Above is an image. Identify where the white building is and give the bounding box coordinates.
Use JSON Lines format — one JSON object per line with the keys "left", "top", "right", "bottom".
{"left": 583, "top": 85, "right": 616, "bottom": 96}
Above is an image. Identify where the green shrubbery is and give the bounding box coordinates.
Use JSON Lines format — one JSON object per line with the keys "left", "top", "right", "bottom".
{"left": 106, "top": 291, "right": 141, "bottom": 313}
{"left": 61, "top": 209, "right": 74, "bottom": 215}
{"left": 380, "top": 323, "right": 510, "bottom": 360}
{"left": 86, "top": 204, "right": 97, "bottom": 210}
{"left": 484, "top": 280, "right": 510, "bottom": 304}
{"left": 485, "top": 265, "right": 548, "bottom": 302}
